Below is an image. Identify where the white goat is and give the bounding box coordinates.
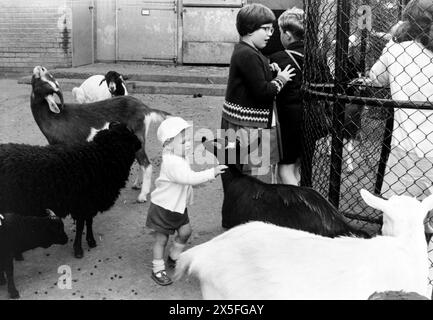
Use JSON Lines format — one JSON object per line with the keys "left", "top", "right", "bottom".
{"left": 72, "top": 71, "right": 128, "bottom": 103}
{"left": 175, "top": 189, "right": 432, "bottom": 300}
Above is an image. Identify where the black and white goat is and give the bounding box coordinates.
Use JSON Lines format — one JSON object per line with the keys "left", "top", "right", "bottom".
{"left": 202, "top": 137, "right": 369, "bottom": 238}
{"left": 0, "top": 212, "right": 68, "bottom": 299}
{"left": 72, "top": 71, "right": 128, "bottom": 103}
{"left": 0, "top": 122, "right": 141, "bottom": 258}
{"left": 31, "top": 66, "right": 170, "bottom": 202}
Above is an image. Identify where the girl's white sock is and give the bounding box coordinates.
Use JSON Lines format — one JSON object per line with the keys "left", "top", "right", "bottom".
{"left": 169, "top": 241, "right": 186, "bottom": 261}
{"left": 152, "top": 259, "right": 165, "bottom": 273}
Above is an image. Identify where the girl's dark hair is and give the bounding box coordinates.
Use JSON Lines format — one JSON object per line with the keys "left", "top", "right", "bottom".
{"left": 236, "top": 4, "right": 275, "bottom": 36}
{"left": 278, "top": 7, "right": 305, "bottom": 40}
{"left": 393, "top": 0, "right": 433, "bottom": 51}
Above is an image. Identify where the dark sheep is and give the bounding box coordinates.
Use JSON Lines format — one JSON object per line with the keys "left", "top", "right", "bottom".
{"left": 0, "top": 212, "right": 68, "bottom": 299}
{"left": 202, "top": 137, "right": 370, "bottom": 238}
{"left": 0, "top": 122, "right": 141, "bottom": 258}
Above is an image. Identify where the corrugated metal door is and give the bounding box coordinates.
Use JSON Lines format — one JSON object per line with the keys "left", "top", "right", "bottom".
{"left": 116, "top": 0, "right": 177, "bottom": 62}
{"left": 182, "top": 0, "right": 243, "bottom": 64}
{"left": 72, "top": 0, "right": 94, "bottom": 67}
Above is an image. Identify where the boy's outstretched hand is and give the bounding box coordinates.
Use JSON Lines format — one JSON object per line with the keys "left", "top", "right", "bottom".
{"left": 278, "top": 64, "right": 296, "bottom": 82}
{"left": 214, "top": 165, "right": 228, "bottom": 177}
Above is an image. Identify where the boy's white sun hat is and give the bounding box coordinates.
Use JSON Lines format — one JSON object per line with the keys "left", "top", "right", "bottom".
{"left": 157, "top": 116, "right": 192, "bottom": 145}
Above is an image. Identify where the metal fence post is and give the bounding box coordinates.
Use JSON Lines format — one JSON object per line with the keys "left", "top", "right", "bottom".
{"left": 328, "top": 0, "right": 350, "bottom": 207}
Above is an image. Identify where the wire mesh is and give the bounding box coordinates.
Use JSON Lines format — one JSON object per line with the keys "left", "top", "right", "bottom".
{"left": 302, "top": 0, "right": 433, "bottom": 297}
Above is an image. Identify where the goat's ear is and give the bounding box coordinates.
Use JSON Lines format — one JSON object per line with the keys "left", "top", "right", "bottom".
{"left": 45, "top": 95, "right": 61, "bottom": 113}
{"left": 360, "top": 189, "right": 388, "bottom": 212}
{"left": 120, "top": 75, "right": 128, "bottom": 81}
{"left": 421, "top": 193, "right": 433, "bottom": 213}
{"left": 99, "top": 77, "right": 106, "bottom": 86}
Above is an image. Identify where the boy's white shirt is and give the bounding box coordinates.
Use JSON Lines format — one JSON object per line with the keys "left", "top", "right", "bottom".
{"left": 369, "top": 40, "right": 433, "bottom": 157}
{"left": 150, "top": 152, "right": 216, "bottom": 214}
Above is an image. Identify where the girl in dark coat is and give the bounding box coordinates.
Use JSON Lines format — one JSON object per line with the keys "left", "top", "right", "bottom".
{"left": 221, "top": 4, "right": 295, "bottom": 187}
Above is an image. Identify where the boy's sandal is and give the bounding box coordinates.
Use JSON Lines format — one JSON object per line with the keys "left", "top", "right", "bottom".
{"left": 166, "top": 256, "right": 176, "bottom": 269}
{"left": 151, "top": 270, "right": 173, "bottom": 286}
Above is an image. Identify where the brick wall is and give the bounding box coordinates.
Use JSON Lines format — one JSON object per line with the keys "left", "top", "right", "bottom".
{"left": 0, "top": 0, "right": 72, "bottom": 73}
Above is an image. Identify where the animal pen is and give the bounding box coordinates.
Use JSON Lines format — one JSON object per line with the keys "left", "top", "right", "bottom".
{"left": 301, "top": 0, "right": 433, "bottom": 296}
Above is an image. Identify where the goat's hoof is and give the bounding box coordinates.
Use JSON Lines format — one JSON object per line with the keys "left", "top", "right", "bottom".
{"left": 137, "top": 195, "right": 147, "bottom": 203}
{"left": 9, "top": 290, "right": 20, "bottom": 299}
{"left": 74, "top": 247, "right": 84, "bottom": 259}
{"left": 87, "top": 238, "right": 97, "bottom": 248}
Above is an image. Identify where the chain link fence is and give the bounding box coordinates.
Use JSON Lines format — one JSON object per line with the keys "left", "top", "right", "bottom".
{"left": 301, "top": 0, "right": 433, "bottom": 297}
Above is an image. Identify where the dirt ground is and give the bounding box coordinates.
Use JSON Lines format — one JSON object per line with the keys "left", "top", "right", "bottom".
{"left": 0, "top": 77, "right": 226, "bottom": 300}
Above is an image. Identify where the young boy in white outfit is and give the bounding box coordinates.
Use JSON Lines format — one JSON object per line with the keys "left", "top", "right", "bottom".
{"left": 146, "top": 117, "right": 227, "bottom": 286}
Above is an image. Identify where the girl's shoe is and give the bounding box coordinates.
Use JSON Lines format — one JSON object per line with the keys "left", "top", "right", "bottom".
{"left": 151, "top": 270, "right": 173, "bottom": 286}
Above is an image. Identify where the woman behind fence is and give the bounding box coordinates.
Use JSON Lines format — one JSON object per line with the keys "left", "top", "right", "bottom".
{"left": 368, "top": 0, "right": 433, "bottom": 235}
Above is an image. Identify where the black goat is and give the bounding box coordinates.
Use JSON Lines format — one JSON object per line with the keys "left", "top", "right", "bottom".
{"left": 0, "top": 122, "right": 141, "bottom": 258}
{"left": 202, "top": 137, "right": 369, "bottom": 238}
{"left": 0, "top": 212, "right": 68, "bottom": 299}
{"left": 31, "top": 66, "right": 170, "bottom": 203}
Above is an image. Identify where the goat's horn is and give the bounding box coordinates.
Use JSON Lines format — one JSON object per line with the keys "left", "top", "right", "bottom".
{"left": 99, "top": 77, "right": 106, "bottom": 86}
{"left": 360, "top": 189, "right": 388, "bottom": 212}
{"left": 46, "top": 208, "right": 57, "bottom": 218}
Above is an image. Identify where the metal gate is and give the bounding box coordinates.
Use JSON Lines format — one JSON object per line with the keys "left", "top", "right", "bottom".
{"left": 72, "top": 0, "right": 94, "bottom": 66}
{"left": 182, "top": 0, "right": 243, "bottom": 64}
{"left": 302, "top": 0, "right": 433, "bottom": 297}
{"left": 116, "top": 0, "right": 178, "bottom": 62}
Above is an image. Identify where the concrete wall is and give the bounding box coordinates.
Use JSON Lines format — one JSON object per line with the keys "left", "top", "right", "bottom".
{"left": 249, "top": 0, "right": 304, "bottom": 10}
{"left": 0, "top": 0, "right": 72, "bottom": 73}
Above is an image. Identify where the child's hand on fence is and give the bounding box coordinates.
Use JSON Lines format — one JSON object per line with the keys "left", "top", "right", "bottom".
{"left": 350, "top": 76, "right": 373, "bottom": 86}
{"left": 214, "top": 165, "right": 228, "bottom": 177}
{"left": 278, "top": 64, "right": 296, "bottom": 82}
{"left": 269, "top": 62, "right": 281, "bottom": 73}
